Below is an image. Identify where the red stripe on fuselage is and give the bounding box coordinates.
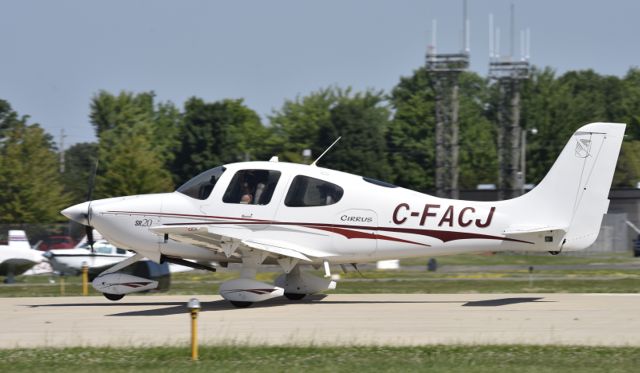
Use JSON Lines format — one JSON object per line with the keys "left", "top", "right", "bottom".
{"left": 106, "top": 210, "right": 533, "bottom": 245}
{"left": 305, "top": 225, "right": 430, "bottom": 247}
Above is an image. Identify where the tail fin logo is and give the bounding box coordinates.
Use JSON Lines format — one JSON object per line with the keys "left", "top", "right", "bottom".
{"left": 575, "top": 138, "right": 592, "bottom": 158}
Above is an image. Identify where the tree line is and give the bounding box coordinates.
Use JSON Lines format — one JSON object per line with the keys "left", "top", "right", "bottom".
{"left": 1, "top": 66, "right": 640, "bottom": 224}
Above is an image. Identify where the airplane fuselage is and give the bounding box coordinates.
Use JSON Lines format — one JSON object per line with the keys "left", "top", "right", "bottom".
{"left": 79, "top": 161, "right": 551, "bottom": 265}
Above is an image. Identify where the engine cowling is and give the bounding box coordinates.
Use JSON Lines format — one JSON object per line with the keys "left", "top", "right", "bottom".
{"left": 92, "top": 273, "right": 158, "bottom": 295}
{"left": 219, "top": 278, "right": 284, "bottom": 303}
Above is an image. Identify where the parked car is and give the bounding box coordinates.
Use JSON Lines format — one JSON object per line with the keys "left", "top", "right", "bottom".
{"left": 38, "top": 235, "right": 76, "bottom": 251}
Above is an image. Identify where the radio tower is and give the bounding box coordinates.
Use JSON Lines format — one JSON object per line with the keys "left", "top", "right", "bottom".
{"left": 488, "top": 4, "right": 530, "bottom": 199}
{"left": 426, "top": 0, "right": 470, "bottom": 199}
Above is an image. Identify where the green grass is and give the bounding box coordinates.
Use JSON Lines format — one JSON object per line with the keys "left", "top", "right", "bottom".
{"left": 1, "top": 345, "right": 639, "bottom": 373}
{"left": 2, "top": 252, "right": 639, "bottom": 297}
{"left": 332, "top": 278, "right": 640, "bottom": 294}
{"left": 2, "top": 270, "right": 639, "bottom": 297}
{"left": 399, "top": 251, "right": 638, "bottom": 267}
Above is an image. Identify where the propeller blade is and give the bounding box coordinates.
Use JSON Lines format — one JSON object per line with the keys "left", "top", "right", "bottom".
{"left": 86, "top": 159, "right": 99, "bottom": 202}
{"left": 85, "top": 159, "right": 99, "bottom": 253}
{"left": 86, "top": 226, "right": 95, "bottom": 253}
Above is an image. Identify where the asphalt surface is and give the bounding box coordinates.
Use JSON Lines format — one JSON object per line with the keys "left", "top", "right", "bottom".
{"left": 1, "top": 293, "right": 639, "bottom": 348}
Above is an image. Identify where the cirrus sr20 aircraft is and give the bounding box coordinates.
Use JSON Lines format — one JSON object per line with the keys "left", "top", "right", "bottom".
{"left": 62, "top": 122, "right": 625, "bottom": 307}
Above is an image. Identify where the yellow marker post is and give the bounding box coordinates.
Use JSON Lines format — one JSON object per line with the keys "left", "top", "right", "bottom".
{"left": 81, "top": 262, "right": 89, "bottom": 296}
{"left": 187, "top": 298, "right": 201, "bottom": 361}
{"left": 60, "top": 276, "right": 65, "bottom": 296}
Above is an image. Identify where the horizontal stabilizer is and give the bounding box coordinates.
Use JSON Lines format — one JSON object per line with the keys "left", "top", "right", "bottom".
{"left": 502, "top": 225, "right": 567, "bottom": 252}
{"left": 503, "top": 225, "right": 567, "bottom": 236}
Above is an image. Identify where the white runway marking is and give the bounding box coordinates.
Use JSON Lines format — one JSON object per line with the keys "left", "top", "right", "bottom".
{"left": 1, "top": 293, "right": 639, "bottom": 348}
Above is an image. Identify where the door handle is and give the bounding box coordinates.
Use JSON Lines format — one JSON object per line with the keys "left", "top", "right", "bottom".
{"left": 241, "top": 213, "right": 253, "bottom": 218}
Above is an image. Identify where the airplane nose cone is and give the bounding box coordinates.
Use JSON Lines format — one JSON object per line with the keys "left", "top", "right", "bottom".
{"left": 61, "top": 201, "right": 91, "bottom": 225}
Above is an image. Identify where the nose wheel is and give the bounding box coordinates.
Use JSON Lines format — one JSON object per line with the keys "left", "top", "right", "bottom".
{"left": 230, "top": 301, "right": 253, "bottom": 308}
{"left": 103, "top": 293, "right": 125, "bottom": 301}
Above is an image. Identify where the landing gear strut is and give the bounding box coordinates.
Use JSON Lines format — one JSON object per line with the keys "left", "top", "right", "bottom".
{"left": 219, "top": 249, "right": 284, "bottom": 307}
{"left": 275, "top": 265, "right": 336, "bottom": 301}
{"left": 93, "top": 253, "right": 155, "bottom": 301}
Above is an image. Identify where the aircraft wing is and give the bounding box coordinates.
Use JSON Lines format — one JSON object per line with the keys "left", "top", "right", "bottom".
{"left": 150, "top": 225, "right": 334, "bottom": 262}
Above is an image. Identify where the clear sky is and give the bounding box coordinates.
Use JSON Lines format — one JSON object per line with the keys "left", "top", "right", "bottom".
{"left": 1, "top": 0, "right": 639, "bottom": 146}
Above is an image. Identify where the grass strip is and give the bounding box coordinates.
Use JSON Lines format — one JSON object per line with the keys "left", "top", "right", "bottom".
{"left": 1, "top": 345, "right": 639, "bottom": 373}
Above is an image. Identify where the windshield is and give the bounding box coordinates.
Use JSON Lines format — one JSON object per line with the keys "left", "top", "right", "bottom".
{"left": 176, "top": 166, "right": 226, "bottom": 200}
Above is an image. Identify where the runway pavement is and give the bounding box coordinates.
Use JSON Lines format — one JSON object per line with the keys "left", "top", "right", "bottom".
{"left": 1, "top": 293, "right": 639, "bottom": 348}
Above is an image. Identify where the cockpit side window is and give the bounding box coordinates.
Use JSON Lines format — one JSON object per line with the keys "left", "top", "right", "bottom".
{"left": 284, "top": 175, "right": 344, "bottom": 207}
{"left": 176, "top": 166, "right": 226, "bottom": 200}
{"left": 95, "top": 244, "right": 112, "bottom": 255}
{"left": 222, "top": 169, "right": 281, "bottom": 205}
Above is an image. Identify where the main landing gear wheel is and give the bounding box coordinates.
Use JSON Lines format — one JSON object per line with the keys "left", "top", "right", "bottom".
{"left": 103, "top": 293, "right": 125, "bottom": 301}
{"left": 284, "top": 293, "right": 306, "bottom": 300}
{"left": 230, "top": 301, "right": 253, "bottom": 308}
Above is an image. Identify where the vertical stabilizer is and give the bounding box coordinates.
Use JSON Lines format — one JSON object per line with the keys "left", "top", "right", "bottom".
{"left": 8, "top": 230, "right": 31, "bottom": 250}
{"left": 515, "top": 123, "right": 625, "bottom": 250}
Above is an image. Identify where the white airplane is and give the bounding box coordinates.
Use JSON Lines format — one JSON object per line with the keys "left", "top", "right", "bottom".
{"left": 44, "top": 239, "right": 132, "bottom": 276}
{"left": 44, "top": 232, "right": 195, "bottom": 277}
{"left": 61, "top": 122, "right": 625, "bottom": 307}
{"left": 0, "top": 230, "right": 45, "bottom": 283}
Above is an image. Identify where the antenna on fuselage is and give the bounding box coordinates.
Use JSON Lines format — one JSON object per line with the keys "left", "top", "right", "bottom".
{"left": 310, "top": 137, "right": 341, "bottom": 167}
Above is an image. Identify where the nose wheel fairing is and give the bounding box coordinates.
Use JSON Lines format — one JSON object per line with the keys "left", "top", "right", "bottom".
{"left": 91, "top": 253, "right": 161, "bottom": 299}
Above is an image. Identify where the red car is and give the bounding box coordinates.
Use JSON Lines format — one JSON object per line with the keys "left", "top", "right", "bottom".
{"left": 38, "top": 235, "right": 76, "bottom": 251}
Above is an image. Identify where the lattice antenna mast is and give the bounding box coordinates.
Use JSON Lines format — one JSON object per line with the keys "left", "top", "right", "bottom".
{"left": 426, "top": 0, "right": 470, "bottom": 199}
{"left": 463, "top": 0, "right": 470, "bottom": 53}
{"left": 489, "top": 3, "right": 530, "bottom": 200}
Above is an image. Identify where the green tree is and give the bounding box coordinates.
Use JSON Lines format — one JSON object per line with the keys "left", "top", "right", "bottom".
{"left": 316, "top": 90, "right": 391, "bottom": 180}
{"left": 621, "top": 68, "right": 640, "bottom": 140}
{"left": 269, "top": 87, "right": 391, "bottom": 179}
{"left": 89, "top": 91, "right": 175, "bottom": 197}
{"left": 268, "top": 88, "right": 337, "bottom": 163}
{"left": 613, "top": 140, "right": 640, "bottom": 187}
{"left": 96, "top": 127, "right": 173, "bottom": 197}
{"left": 90, "top": 91, "right": 155, "bottom": 136}
{"left": 90, "top": 91, "right": 181, "bottom": 165}
{"left": 152, "top": 101, "right": 182, "bottom": 165}
{"left": 519, "top": 67, "right": 562, "bottom": 184}
{"left": 61, "top": 142, "right": 98, "bottom": 205}
{"left": 611, "top": 68, "right": 640, "bottom": 187}
{"left": 0, "top": 100, "right": 69, "bottom": 223}
{"left": 521, "top": 68, "right": 636, "bottom": 186}
{"left": 387, "top": 67, "right": 436, "bottom": 191}
{"left": 456, "top": 73, "right": 497, "bottom": 189}
{"left": 172, "top": 98, "right": 266, "bottom": 184}
{"left": 388, "top": 69, "right": 496, "bottom": 191}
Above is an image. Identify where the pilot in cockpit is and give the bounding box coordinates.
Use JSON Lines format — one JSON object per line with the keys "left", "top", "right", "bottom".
{"left": 239, "top": 181, "right": 253, "bottom": 204}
